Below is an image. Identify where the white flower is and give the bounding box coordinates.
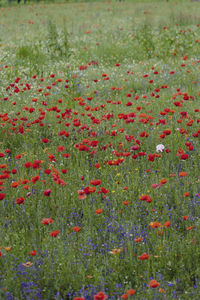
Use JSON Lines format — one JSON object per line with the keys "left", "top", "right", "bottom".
{"left": 156, "top": 144, "right": 165, "bottom": 152}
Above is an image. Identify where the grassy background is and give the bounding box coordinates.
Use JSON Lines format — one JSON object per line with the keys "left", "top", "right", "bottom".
{"left": 0, "top": 1, "right": 200, "bottom": 299}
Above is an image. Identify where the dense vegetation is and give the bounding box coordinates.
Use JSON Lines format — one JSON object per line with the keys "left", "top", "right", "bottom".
{"left": 0, "top": 1, "right": 200, "bottom": 299}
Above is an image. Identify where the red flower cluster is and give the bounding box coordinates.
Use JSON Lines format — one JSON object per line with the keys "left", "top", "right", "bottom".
{"left": 140, "top": 194, "right": 152, "bottom": 203}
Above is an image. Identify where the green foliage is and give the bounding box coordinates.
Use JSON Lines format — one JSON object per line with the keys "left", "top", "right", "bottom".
{"left": 15, "top": 44, "right": 47, "bottom": 74}
{"left": 0, "top": 1, "right": 200, "bottom": 299}
{"left": 134, "top": 22, "right": 155, "bottom": 59}
{"left": 46, "top": 20, "right": 71, "bottom": 59}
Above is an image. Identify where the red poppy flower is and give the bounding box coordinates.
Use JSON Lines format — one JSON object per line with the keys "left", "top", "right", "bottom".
{"left": 94, "top": 163, "right": 100, "bottom": 169}
{"left": 22, "top": 179, "right": 29, "bottom": 185}
{"left": 98, "top": 187, "right": 109, "bottom": 194}
{"left": 49, "top": 230, "right": 60, "bottom": 237}
{"left": 126, "top": 289, "right": 136, "bottom": 295}
{"left": 184, "top": 192, "right": 190, "bottom": 197}
{"left": 135, "top": 237, "right": 143, "bottom": 243}
{"left": 41, "top": 218, "right": 54, "bottom": 225}
{"left": 138, "top": 253, "right": 150, "bottom": 260}
{"left": 44, "top": 169, "right": 51, "bottom": 175}
{"left": 78, "top": 145, "right": 90, "bottom": 152}
{"left": 179, "top": 172, "right": 187, "bottom": 177}
{"left": 95, "top": 209, "right": 103, "bottom": 215}
{"left": 163, "top": 129, "right": 171, "bottom": 135}
{"left": 90, "top": 179, "right": 101, "bottom": 186}
{"left": 163, "top": 221, "right": 171, "bottom": 227}
{"left": 149, "top": 280, "right": 160, "bottom": 288}
{"left": 30, "top": 250, "right": 36, "bottom": 256}
{"left": 152, "top": 183, "right": 160, "bottom": 189}
{"left": 140, "top": 131, "right": 149, "bottom": 137}
{"left": 62, "top": 153, "right": 70, "bottom": 158}
{"left": 24, "top": 162, "right": 32, "bottom": 168}
{"left": 32, "top": 160, "right": 42, "bottom": 169}
{"left": 180, "top": 154, "right": 189, "bottom": 160}
{"left": 170, "top": 173, "right": 176, "bottom": 177}
{"left": 31, "top": 175, "right": 40, "bottom": 184}
{"left": 186, "top": 226, "right": 194, "bottom": 231}
{"left": 160, "top": 178, "right": 167, "bottom": 185}
{"left": 149, "top": 221, "right": 161, "bottom": 228}
{"left": 93, "top": 292, "right": 107, "bottom": 300}
{"left": 83, "top": 186, "right": 95, "bottom": 194}
{"left": 5, "top": 149, "right": 11, "bottom": 153}
{"left": 57, "top": 146, "right": 65, "bottom": 152}
{"left": 123, "top": 201, "right": 129, "bottom": 206}
{"left": 72, "top": 226, "right": 81, "bottom": 232}
{"left": 174, "top": 101, "right": 182, "bottom": 107}
{"left": 0, "top": 193, "right": 5, "bottom": 200}
{"left": 138, "top": 152, "right": 146, "bottom": 156}
{"left": 42, "top": 138, "right": 50, "bottom": 143}
{"left": 15, "top": 197, "right": 25, "bottom": 205}
{"left": 44, "top": 189, "right": 51, "bottom": 196}
{"left": 148, "top": 154, "right": 155, "bottom": 162}
{"left": 140, "top": 194, "right": 152, "bottom": 203}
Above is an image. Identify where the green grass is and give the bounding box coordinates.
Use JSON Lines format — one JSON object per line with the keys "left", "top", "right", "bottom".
{"left": 0, "top": 1, "right": 200, "bottom": 299}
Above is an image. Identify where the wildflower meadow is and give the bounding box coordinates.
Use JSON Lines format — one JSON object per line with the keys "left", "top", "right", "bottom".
{"left": 0, "top": 0, "right": 200, "bottom": 299}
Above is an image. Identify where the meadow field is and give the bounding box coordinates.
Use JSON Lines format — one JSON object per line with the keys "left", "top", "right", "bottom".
{"left": 0, "top": 0, "right": 200, "bottom": 299}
